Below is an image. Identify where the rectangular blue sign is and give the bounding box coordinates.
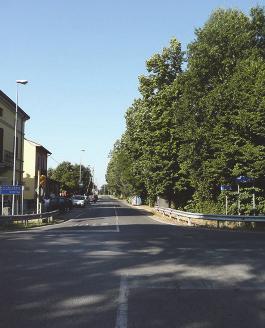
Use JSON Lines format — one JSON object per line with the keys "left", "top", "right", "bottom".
{"left": 236, "top": 176, "right": 254, "bottom": 184}
{"left": 220, "top": 185, "right": 232, "bottom": 191}
{"left": 0, "top": 185, "right": 22, "bottom": 195}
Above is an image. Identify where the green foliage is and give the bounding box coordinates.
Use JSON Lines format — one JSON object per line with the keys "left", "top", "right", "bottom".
{"left": 48, "top": 161, "right": 92, "bottom": 194}
{"left": 106, "top": 6, "right": 265, "bottom": 214}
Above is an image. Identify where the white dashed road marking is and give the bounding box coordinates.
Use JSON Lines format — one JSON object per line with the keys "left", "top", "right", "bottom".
{"left": 114, "top": 206, "right": 120, "bottom": 232}
{"left": 115, "top": 275, "right": 128, "bottom": 328}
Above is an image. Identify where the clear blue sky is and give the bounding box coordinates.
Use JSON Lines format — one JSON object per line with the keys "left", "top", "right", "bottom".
{"left": 0, "top": 0, "right": 262, "bottom": 187}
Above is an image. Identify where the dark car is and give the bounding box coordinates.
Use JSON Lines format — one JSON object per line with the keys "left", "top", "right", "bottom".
{"left": 49, "top": 197, "right": 72, "bottom": 213}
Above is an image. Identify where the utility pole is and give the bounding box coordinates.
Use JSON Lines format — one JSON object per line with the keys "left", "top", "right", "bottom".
{"left": 79, "top": 149, "right": 85, "bottom": 189}
{"left": 36, "top": 170, "right": 40, "bottom": 214}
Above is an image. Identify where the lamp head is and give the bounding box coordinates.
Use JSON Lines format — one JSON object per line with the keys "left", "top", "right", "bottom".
{"left": 16, "top": 80, "right": 28, "bottom": 85}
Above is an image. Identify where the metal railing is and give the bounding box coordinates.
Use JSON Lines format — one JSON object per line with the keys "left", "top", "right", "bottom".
{"left": 0, "top": 210, "right": 59, "bottom": 225}
{"left": 154, "top": 206, "right": 265, "bottom": 226}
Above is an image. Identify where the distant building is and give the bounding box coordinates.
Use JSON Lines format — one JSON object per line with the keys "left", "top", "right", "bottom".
{"left": 0, "top": 90, "right": 30, "bottom": 211}
{"left": 0, "top": 90, "right": 30, "bottom": 185}
{"left": 23, "top": 139, "right": 53, "bottom": 210}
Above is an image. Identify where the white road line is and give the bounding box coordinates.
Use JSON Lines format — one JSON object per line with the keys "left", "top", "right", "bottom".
{"left": 88, "top": 229, "right": 118, "bottom": 233}
{"left": 72, "top": 213, "right": 83, "bottom": 220}
{"left": 115, "top": 275, "right": 129, "bottom": 328}
{"left": 114, "top": 206, "right": 120, "bottom": 232}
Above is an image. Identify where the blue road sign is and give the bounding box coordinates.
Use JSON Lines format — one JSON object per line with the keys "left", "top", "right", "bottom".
{"left": 236, "top": 176, "right": 254, "bottom": 184}
{"left": 220, "top": 185, "right": 232, "bottom": 191}
{"left": 0, "top": 185, "right": 22, "bottom": 195}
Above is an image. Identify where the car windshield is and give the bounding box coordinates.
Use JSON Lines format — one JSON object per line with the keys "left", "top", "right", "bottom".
{"left": 73, "top": 195, "right": 85, "bottom": 200}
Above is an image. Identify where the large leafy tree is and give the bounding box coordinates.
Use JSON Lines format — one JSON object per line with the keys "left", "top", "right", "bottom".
{"left": 132, "top": 38, "right": 184, "bottom": 204}
{"left": 178, "top": 7, "right": 265, "bottom": 211}
{"left": 106, "top": 140, "right": 135, "bottom": 197}
{"left": 107, "top": 6, "right": 265, "bottom": 214}
{"left": 48, "top": 161, "right": 92, "bottom": 194}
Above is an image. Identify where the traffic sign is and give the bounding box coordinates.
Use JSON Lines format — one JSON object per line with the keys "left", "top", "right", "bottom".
{"left": 236, "top": 176, "right": 254, "bottom": 184}
{"left": 0, "top": 185, "right": 22, "bottom": 195}
{"left": 220, "top": 185, "right": 232, "bottom": 191}
{"left": 40, "top": 175, "right": 46, "bottom": 187}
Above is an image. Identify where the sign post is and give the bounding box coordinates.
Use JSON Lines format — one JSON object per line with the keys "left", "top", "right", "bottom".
{"left": 1, "top": 195, "right": 3, "bottom": 216}
{"left": 21, "top": 186, "right": 24, "bottom": 215}
{"left": 37, "top": 170, "right": 40, "bottom": 214}
{"left": 220, "top": 185, "right": 232, "bottom": 215}
{"left": 237, "top": 183, "right": 240, "bottom": 215}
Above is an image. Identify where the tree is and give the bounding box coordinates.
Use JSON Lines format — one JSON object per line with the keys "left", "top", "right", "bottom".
{"left": 107, "top": 6, "right": 265, "bottom": 213}
{"left": 48, "top": 161, "right": 92, "bottom": 194}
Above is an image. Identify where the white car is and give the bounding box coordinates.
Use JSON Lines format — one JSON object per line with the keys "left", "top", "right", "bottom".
{"left": 72, "top": 195, "right": 86, "bottom": 207}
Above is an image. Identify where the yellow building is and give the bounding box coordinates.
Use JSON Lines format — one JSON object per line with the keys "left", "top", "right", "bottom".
{"left": 0, "top": 90, "right": 30, "bottom": 186}
{"left": 23, "top": 139, "right": 51, "bottom": 210}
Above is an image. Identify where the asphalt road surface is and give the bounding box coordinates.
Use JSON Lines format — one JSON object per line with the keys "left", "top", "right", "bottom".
{"left": 0, "top": 196, "right": 264, "bottom": 328}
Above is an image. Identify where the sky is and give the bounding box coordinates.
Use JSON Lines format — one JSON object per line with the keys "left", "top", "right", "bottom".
{"left": 0, "top": 0, "right": 263, "bottom": 187}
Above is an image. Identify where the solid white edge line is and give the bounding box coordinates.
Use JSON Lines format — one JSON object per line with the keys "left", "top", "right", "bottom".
{"left": 115, "top": 275, "right": 129, "bottom": 328}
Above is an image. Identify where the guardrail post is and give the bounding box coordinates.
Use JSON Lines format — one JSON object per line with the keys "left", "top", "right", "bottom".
{"left": 217, "top": 221, "right": 219, "bottom": 228}
{"left": 188, "top": 218, "right": 192, "bottom": 226}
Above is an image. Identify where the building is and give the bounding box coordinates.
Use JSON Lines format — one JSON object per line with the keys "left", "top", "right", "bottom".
{"left": 0, "top": 90, "right": 30, "bottom": 211}
{"left": 23, "top": 139, "right": 53, "bottom": 210}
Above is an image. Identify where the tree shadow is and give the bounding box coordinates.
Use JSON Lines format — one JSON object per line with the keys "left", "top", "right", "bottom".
{"left": 0, "top": 202, "right": 265, "bottom": 328}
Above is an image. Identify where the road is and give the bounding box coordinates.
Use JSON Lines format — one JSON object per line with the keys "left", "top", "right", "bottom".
{"left": 0, "top": 196, "right": 264, "bottom": 328}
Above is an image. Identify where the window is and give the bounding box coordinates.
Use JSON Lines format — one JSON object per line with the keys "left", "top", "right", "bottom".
{"left": 0, "top": 128, "right": 3, "bottom": 162}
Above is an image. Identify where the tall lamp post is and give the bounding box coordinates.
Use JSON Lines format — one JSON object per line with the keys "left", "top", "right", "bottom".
{"left": 12, "top": 80, "right": 28, "bottom": 215}
{"left": 79, "top": 149, "right": 85, "bottom": 188}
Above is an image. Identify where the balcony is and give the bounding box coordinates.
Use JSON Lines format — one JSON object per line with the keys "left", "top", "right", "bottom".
{"left": 4, "top": 150, "right": 13, "bottom": 167}
{"left": 0, "top": 150, "right": 14, "bottom": 170}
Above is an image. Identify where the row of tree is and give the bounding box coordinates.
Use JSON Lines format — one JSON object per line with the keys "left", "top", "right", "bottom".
{"left": 106, "top": 7, "right": 265, "bottom": 214}
{"left": 48, "top": 161, "right": 93, "bottom": 195}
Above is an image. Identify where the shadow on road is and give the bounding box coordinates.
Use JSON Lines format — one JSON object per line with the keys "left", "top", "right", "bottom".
{"left": 0, "top": 199, "right": 265, "bottom": 328}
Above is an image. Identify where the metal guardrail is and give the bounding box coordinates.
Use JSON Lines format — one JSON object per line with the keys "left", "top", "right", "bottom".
{"left": 154, "top": 206, "right": 265, "bottom": 226}
{"left": 0, "top": 210, "right": 59, "bottom": 225}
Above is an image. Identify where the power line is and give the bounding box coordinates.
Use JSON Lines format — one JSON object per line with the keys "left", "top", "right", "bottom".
{"left": 48, "top": 155, "right": 60, "bottom": 164}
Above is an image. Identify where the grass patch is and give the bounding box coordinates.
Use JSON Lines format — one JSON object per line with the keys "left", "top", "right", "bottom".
{"left": 0, "top": 218, "right": 58, "bottom": 231}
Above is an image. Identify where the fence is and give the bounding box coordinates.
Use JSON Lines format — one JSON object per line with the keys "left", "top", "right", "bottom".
{"left": 154, "top": 206, "right": 265, "bottom": 227}
{"left": 0, "top": 210, "right": 59, "bottom": 226}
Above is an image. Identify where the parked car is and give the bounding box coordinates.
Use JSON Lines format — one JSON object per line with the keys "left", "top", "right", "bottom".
{"left": 48, "top": 196, "right": 72, "bottom": 213}
{"left": 71, "top": 195, "right": 86, "bottom": 207}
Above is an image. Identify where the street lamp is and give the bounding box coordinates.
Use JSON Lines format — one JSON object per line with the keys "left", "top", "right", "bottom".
{"left": 12, "top": 80, "right": 28, "bottom": 215}
{"left": 79, "top": 149, "right": 85, "bottom": 187}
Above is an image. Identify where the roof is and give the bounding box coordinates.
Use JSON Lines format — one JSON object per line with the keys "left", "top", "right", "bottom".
{"left": 0, "top": 89, "right": 30, "bottom": 120}
{"left": 25, "top": 138, "right": 52, "bottom": 155}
